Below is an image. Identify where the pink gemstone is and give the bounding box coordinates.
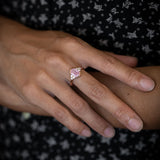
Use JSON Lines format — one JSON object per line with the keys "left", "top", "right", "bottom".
{"left": 70, "top": 67, "right": 81, "bottom": 80}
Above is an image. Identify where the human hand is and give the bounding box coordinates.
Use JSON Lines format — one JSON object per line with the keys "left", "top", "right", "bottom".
{"left": 76, "top": 67, "right": 160, "bottom": 130}
{"left": 0, "top": 17, "right": 154, "bottom": 137}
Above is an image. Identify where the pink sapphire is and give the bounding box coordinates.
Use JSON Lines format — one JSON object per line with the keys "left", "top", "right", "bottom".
{"left": 70, "top": 67, "right": 81, "bottom": 80}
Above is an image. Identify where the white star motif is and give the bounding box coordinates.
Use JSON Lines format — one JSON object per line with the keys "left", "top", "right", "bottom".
{"left": 157, "top": 19, "right": 160, "bottom": 26}
{"left": 98, "top": 155, "right": 107, "bottom": 160}
{"left": 146, "top": 29, "right": 155, "bottom": 39}
{"left": 84, "top": 144, "right": 95, "bottom": 153}
{"left": 120, "top": 148, "right": 130, "bottom": 155}
{"left": 8, "top": 119, "right": 16, "bottom": 127}
{"left": 99, "top": 39, "right": 108, "bottom": 46}
{"left": 31, "top": 120, "right": 39, "bottom": 130}
{"left": 76, "top": 135, "right": 87, "bottom": 140}
{"left": 119, "top": 133, "right": 127, "bottom": 143}
{"left": 62, "top": 126, "right": 69, "bottom": 132}
{"left": 31, "top": 0, "right": 36, "bottom": 4}
{"left": 52, "top": 15, "right": 60, "bottom": 24}
{"left": 101, "top": 136, "right": 111, "bottom": 145}
{"left": 82, "top": 13, "right": 92, "bottom": 22}
{"left": 70, "top": 155, "right": 79, "bottom": 160}
{"left": 31, "top": 15, "right": 37, "bottom": 22}
{"left": 109, "top": 154, "right": 120, "bottom": 160}
{"left": 109, "top": 33, "right": 115, "bottom": 40}
{"left": 122, "top": 0, "right": 133, "bottom": 9}
{"left": 40, "top": 0, "right": 47, "bottom": 5}
{"left": 13, "top": 135, "right": 20, "bottom": 142}
{"left": 39, "top": 14, "right": 47, "bottom": 24}
{"left": 142, "top": 45, "right": 152, "bottom": 54}
{"left": 38, "top": 153, "right": 48, "bottom": 160}
{"left": 37, "top": 125, "right": 46, "bottom": 132}
{"left": 127, "top": 31, "right": 137, "bottom": 39}
{"left": 106, "top": 14, "right": 113, "bottom": 23}
{"left": 66, "top": 15, "right": 74, "bottom": 25}
{"left": 24, "top": 133, "right": 31, "bottom": 142}
{"left": 135, "top": 141, "right": 145, "bottom": 150}
{"left": 60, "top": 140, "right": 70, "bottom": 150}
{"left": 47, "top": 137, "right": 57, "bottom": 146}
{"left": 113, "top": 18, "right": 123, "bottom": 28}
{"left": 69, "top": 0, "right": 79, "bottom": 9}
{"left": 22, "top": 2, "right": 27, "bottom": 11}
{"left": 94, "top": 3, "right": 103, "bottom": 11}
{"left": 56, "top": 0, "right": 65, "bottom": 8}
{"left": 21, "top": 150, "right": 29, "bottom": 158}
{"left": 111, "top": 8, "right": 119, "bottom": 14}
{"left": 132, "top": 16, "right": 143, "bottom": 24}
{"left": 94, "top": 25, "right": 103, "bottom": 35}
{"left": 114, "top": 42, "right": 124, "bottom": 49}
{"left": 13, "top": 1, "right": 18, "bottom": 7}
{"left": 20, "top": 17, "right": 26, "bottom": 23}
{"left": 149, "top": 133, "right": 159, "bottom": 143}
{"left": 77, "top": 28, "right": 87, "bottom": 35}
{"left": 55, "top": 156, "right": 62, "bottom": 160}
{"left": 148, "top": 2, "right": 159, "bottom": 11}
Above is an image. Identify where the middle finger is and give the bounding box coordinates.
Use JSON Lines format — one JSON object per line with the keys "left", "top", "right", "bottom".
{"left": 73, "top": 70, "right": 143, "bottom": 132}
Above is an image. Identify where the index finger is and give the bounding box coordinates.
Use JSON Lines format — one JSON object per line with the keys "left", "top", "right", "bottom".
{"left": 80, "top": 50, "right": 155, "bottom": 91}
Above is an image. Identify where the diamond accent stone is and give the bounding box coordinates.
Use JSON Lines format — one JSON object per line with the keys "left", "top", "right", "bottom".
{"left": 70, "top": 67, "right": 82, "bottom": 80}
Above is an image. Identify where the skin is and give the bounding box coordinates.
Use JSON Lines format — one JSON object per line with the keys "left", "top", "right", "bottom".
{"left": 0, "top": 16, "right": 156, "bottom": 138}
{"left": 1, "top": 66, "right": 160, "bottom": 131}
{"left": 74, "top": 66, "right": 160, "bottom": 130}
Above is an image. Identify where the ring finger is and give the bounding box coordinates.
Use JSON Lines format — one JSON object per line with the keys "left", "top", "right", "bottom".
{"left": 39, "top": 72, "right": 115, "bottom": 138}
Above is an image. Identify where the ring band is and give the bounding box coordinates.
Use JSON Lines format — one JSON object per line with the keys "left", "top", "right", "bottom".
{"left": 70, "top": 67, "right": 84, "bottom": 86}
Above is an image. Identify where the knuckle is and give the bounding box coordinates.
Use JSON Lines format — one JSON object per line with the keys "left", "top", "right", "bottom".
{"left": 67, "top": 121, "right": 83, "bottom": 135}
{"left": 45, "top": 53, "right": 66, "bottom": 66}
{"left": 62, "top": 36, "right": 81, "bottom": 48}
{"left": 36, "top": 69, "right": 48, "bottom": 82}
{"left": 102, "top": 56, "right": 116, "bottom": 69}
{"left": 114, "top": 108, "right": 125, "bottom": 120}
{"left": 127, "top": 70, "right": 139, "bottom": 82}
{"left": 22, "top": 82, "right": 37, "bottom": 102}
{"left": 71, "top": 99, "right": 86, "bottom": 114}
{"left": 89, "top": 85, "right": 106, "bottom": 100}
{"left": 54, "top": 109, "right": 66, "bottom": 121}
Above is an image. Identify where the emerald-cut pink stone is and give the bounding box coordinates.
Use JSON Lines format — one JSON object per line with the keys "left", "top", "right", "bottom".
{"left": 70, "top": 67, "right": 81, "bottom": 80}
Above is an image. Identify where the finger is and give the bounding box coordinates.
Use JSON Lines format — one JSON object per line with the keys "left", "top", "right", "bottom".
{"left": 106, "top": 52, "right": 138, "bottom": 67}
{"left": 22, "top": 84, "right": 92, "bottom": 137}
{"left": 80, "top": 50, "right": 155, "bottom": 91}
{"left": 0, "top": 81, "right": 50, "bottom": 116}
{"left": 59, "top": 36, "right": 153, "bottom": 91}
{"left": 73, "top": 70, "right": 143, "bottom": 132}
{"left": 39, "top": 74, "right": 115, "bottom": 138}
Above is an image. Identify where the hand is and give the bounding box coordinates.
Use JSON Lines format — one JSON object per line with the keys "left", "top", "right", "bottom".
{"left": 0, "top": 17, "right": 155, "bottom": 137}
{"left": 76, "top": 67, "right": 160, "bottom": 129}
{"left": 0, "top": 54, "right": 137, "bottom": 117}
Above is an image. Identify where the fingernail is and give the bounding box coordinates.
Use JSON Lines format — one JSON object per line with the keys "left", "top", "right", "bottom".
{"left": 104, "top": 127, "right": 115, "bottom": 138}
{"left": 128, "top": 118, "right": 143, "bottom": 132}
{"left": 81, "top": 129, "right": 92, "bottom": 137}
{"left": 140, "top": 78, "right": 155, "bottom": 91}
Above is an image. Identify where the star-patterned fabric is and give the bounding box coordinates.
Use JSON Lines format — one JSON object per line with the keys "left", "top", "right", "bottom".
{"left": 0, "top": 0, "right": 160, "bottom": 160}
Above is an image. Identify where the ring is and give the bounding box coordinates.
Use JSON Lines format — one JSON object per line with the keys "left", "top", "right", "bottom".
{"left": 70, "top": 67, "right": 84, "bottom": 86}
